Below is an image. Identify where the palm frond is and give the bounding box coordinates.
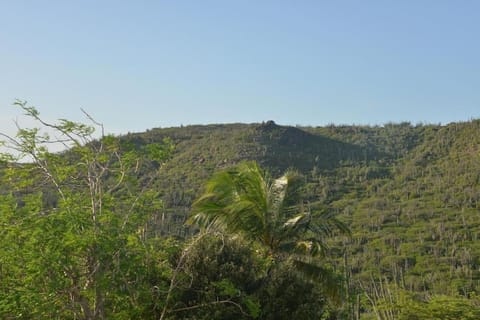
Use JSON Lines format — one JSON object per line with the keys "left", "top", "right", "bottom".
{"left": 291, "top": 259, "right": 344, "bottom": 304}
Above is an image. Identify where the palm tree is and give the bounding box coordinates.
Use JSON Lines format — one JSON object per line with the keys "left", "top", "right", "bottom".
{"left": 190, "top": 161, "right": 350, "bottom": 300}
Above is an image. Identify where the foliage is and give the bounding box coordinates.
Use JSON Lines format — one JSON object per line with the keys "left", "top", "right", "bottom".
{"left": 256, "top": 261, "right": 328, "bottom": 320}
{"left": 0, "top": 101, "right": 173, "bottom": 319}
{"left": 190, "top": 161, "right": 349, "bottom": 302}
{"left": 361, "top": 278, "right": 480, "bottom": 320}
{"left": 165, "top": 233, "right": 262, "bottom": 319}
{"left": 397, "top": 294, "right": 480, "bottom": 320}
{"left": 163, "top": 232, "right": 332, "bottom": 320}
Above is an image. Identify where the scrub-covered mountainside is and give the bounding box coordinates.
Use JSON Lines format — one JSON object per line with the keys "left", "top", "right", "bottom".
{"left": 126, "top": 119, "right": 480, "bottom": 302}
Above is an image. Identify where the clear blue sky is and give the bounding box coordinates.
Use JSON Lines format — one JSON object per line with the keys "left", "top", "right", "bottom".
{"left": 1, "top": 0, "right": 479, "bottom": 135}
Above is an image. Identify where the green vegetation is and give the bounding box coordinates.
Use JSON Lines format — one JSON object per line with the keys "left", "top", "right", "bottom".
{"left": 0, "top": 101, "right": 173, "bottom": 318}
{"left": 1, "top": 102, "right": 480, "bottom": 319}
{"left": 191, "top": 161, "right": 349, "bottom": 301}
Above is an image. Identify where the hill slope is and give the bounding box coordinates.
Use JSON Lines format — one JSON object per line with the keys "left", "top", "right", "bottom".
{"left": 124, "top": 120, "right": 480, "bottom": 298}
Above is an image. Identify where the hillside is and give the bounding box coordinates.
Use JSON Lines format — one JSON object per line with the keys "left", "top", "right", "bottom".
{"left": 124, "top": 119, "right": 480, "bottom": 300}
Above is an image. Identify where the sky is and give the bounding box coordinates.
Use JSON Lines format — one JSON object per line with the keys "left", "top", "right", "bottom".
{"left": 1, "top": 0, "right": 479, "bottom": 136}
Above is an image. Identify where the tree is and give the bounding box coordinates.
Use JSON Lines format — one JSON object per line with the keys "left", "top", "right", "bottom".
{"left": 0, "top": 100, "right": 173, "bottom": 319}
{"left": 167, "top": 233, "right": 330, "bottom": 320}
{"left": 164, "top": 233, "right": 262, "bottom": 320}
{"left": 190, "top": 161, "right": 350, "bottom": 300}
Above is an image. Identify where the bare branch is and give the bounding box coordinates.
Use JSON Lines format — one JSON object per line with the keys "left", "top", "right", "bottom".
{"left": 81, "top": 108, "right": 105, "bottom": 138}
{"left": 169, "top": 299, "right": 250, "bottom": 317}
